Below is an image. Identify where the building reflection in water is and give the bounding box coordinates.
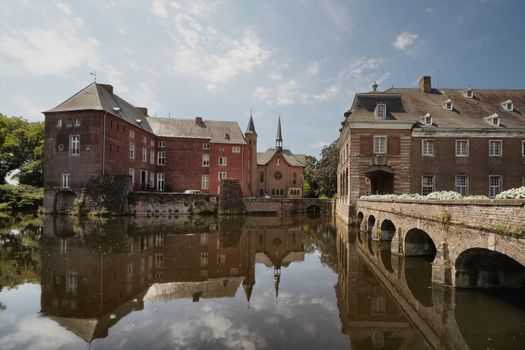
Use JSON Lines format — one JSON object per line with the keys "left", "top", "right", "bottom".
{"left": 40, "top": 215, "right": 307, "bottom": 343}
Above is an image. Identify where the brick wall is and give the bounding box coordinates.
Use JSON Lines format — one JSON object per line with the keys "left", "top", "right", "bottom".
{"left": 128, "top": 192, "right": 218, "bottom": 215}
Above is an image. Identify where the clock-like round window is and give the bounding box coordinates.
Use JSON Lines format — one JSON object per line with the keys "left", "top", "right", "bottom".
{"left": 273, "top": 170, "right": 283, "bottom": 180}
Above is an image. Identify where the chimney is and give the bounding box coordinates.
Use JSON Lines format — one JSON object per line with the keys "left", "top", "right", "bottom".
{"left": 419, "top": 76, "right": 431, "bottom": 93}
{"left": 137, "top": 107, "right": 148, "bottom": 115}
{"left": 100, "top": 84, "right": 114, "bottom": 94}
{"left": 195, "top": 116, "right": 203, "bottom": 126}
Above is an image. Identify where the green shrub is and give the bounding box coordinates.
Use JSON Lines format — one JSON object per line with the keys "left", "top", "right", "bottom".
{"left": 0, "top": 184, "right": 43, "bottom": 212}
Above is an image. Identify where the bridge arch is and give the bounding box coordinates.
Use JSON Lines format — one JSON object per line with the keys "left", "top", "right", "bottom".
{"left": 404, "top": 228, "right": 436, "bottom": 257}
{"left": 367, "top": 215, "right": 376, "bottom": 233}
{"left": 55, "top": 191, "right": 77, "bottom": 214}
{"left": 305, "top": 204, "right": 321, "bottom": 213}
{"left": 379, "top": 219, "right": 396, "bottom": 241}
{"left": 455, "top": 248, "right": 525, "bottom": 288}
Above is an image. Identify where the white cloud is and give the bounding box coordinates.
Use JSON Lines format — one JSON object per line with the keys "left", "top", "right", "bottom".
{"left": 268, "top": 73, "right": 283, "bottom": 81}
{"left": 306, "top": 62, "right": 320, "bottom": 77}
{"left": 0, "top": 22, "right": 100, "bottom": 76}
{"left": 151, "top": 0, "right": 168, "bottom": 18}
{"left": 426, "top": 7, "right": 434, "bottom": 14}
{"left": 393, "top": 31, "right": 418, "bottom": 51}
{"left": 54, "top": 1, "right": 73, "bottom": 15}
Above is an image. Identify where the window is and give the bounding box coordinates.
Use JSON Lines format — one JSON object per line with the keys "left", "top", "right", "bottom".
{"left": 201, "top": 175, "right": 209, "bottom": 190}
{"left": 150, "top": 139, "right": 155, "bottom": 147}
{"left": 260, "top": 171, "right": 264, "bottom": 182}
{"left": 486, "top": 113, "right": 500, "bottom": 126}
{"left": 129, "top": 168, "right": 135, "bottom": 185}
{"left": 218, "top": 157, "right": 227, "bottom": 166}
{"left": 422, "top": 113, "right": 432, "bottom": 126}
{"left": 69, "top": 135, "right": 80, "bottom": 156}
{"left": 456, "top": 140, "right": 469, "bottom": 157}
{"left": 59, "top": 239, "right": 69, "bottom": 254}
{"left": 443, "top": 99, "right": 453, "bottom": 111}
{"left": 157, "top": 173, "right": 165, "bottom": 191}
{"left": 74, "top": 118, "right": 80, "bottom": 127}
{"left": 375, "top": 104, "right": 386, "bottom": 118}
{"left": 62, "top": 173, "right": 70, "bottom": 188}
{"left": 464, "top": 89, "right": 473, "bottom": 99}
{"left": 142, "top": 147, "right": 147, "bottom": 162}
{"left": 155, "top": 235, "right": 164, "bottom": 247}
{"left": 217, "top": 254, "right": 226, "bottom": 264}
{"left": 129, "top": 143, "right": 135, "bottom": 159}
{"left": 149, "top": 171, "right": 155, "bottom": 188}
{"left": 232, "top": 146, "right": 240, "bottom": 153}
{"left": 218, "top": 172, "right": 227, "bottom": 181}
{"left": 158, "top": 141, "right": 166, "bottom": 148}
{"left": 150, "top": 150, "right": 155, "bottom": 164}
{"left": 373, "top": 136, "right": 386, "bottom": 154}
{"left": 489, "top": 140, "right": 502, "bottom": 157}
{"left": 202, "top": 153, "right": 210, "bottom": 167}
{"left": 66, "top": 271, "right": 77, "bottom": 294}
{"left": 502, "top": 100, "right": 513, "bottom": 112}
{"left": 155, "top": 254, "right": 164, "bottom": 268}
{"left": 489, "top": 175, "right": 501, "bottom": 197}
{"left": 219, "top": 146, "right": 224, "bottom": 152}
{"left": 157, "top": 150, "right": 166, "bottom": 165}
{"left": 421, "top": 175, "right": 435, "bottom": 195}
{"left": 142, "top": 136, "right": 147, "bottom": 144}
{"left": 200, "top": 252, "right": 208, "bottom": 266}
{"left": 129, "top": 130, "right": 135, "bottom": 138}
{"left": 57, "top": 119, "right": 62, "bottom": 128}
{"left": 455, "top": 175, "right": 468, "bottom": 196}
{"left": 203, "top": 143, "right": 210, "bottom": 150}
{"left": 422, "top": 140, "right": 434, "bottom": 156}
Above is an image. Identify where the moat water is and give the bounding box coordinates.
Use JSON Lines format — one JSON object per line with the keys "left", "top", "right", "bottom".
{"left": 0, "top": 214, "right": 524, "bottom": 349}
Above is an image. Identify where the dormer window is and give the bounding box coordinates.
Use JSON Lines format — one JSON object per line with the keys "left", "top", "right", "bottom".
{"left": 224, "top": 133, "right": 230, "bottom": 140}
{"left": 464, "top": 88, "right": 473, "bottom": 99}
{"left": 443, "top": 99, "right": 453, "bottom": 111}
{"left": 502, "top": 99, "right": 513, "bottom": 112}
{"left": 374, "top": 103, "right": 386, "bottom": 119}
{"left": 485, "top": 113, "right": 500, "bottom": 127}
{"left": 422, "top": 113, "right": 433, "bottom": 126}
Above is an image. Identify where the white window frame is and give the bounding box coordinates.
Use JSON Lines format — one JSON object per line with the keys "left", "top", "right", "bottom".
{"left": 128, "top": 168, "right": 135, "bottom": 185}
{"left": 203, "top": 143, "right": 210, "bottom": 150}
{"left": 455, "top": 175, "right": 469, "bottom": 196}
{"left": 74, "top": 118, "right": 80, "bottom": 127}
{"left": 232, "top": 146, "right": 241, "bottom": 153}
{"left": 374, "top": 104, "right": 386, "bottom": 119}
{"left": 502, "top": 100, "right": 513, "bottom": 112}
{"left": 129, "top": 143, "right": 135, "bottom": 159}
{"left": 443, "top": 99, "right": 454, "bottom": 111}
{"left": 202, "top": 153, "right": 210, "bottom": 167}
{"left": 218, "top": 156, "right": 227, "bottom": 166}
{"left": 69, "top": 135, "right": 80, "bottom": 156}
{"left": 373, "top": 136, "right": 387, "bottom": 155}
{"left": 150, "top": 150, "right": 155, "bottom": 164}
{"left": 157, "top": 150, "right": 166, "bottom": 165}
{"left": 57, "top": 118, "right": 62, "bottom": 128}
{"left": 201, "top": 175, "right": 209, "bottom": 190}
{"left": 455, "top": 140, "right": 469, "bottom": 157}
{"left": 421, "top": 175, "right": 435, "bottom": 195}
{"left": 489, "top": 175, "right": 502, "bottom": 197}
{"left": 422, "top": 139, "right": 434, "bottom": 157}
{"left": 464, "top": 89, "right": 473, "bottom": 99}
{"left": 158, "top": 141, "right": 166, "bottom": 148}
{"left": 149, "top": 171, "right": 155, "bottom": 188}
{"left": 157, "top": 173, "right": 165, "bottom": 191}
{"left": 142, "top": 136, "right": 147, "bottom": 144}
{"left": 489, "top": 140, "right": 502, "bottom": 157}
{"left": 62, "top": 173, "right": 70, "bottom": 188}
{"left": 218, "top": 172, "right": 227, "bottom": 181}
{"left": 423, "top": 115, "right": 432, "bottom": 126}
{"left": 142, "top": 146, "right": 147, "bottom": 162}
{"left": 129, "top": 130, "right": 135, "bottom": 138}
{"left": 491, "top": 117, "right": 500, "bottom": 126}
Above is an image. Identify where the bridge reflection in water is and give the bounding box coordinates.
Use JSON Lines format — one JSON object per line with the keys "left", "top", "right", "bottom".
{"left": 336, "top": 219, "right": 525, "bottom": 350}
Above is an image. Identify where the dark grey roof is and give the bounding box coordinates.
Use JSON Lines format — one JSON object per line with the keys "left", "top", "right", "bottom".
{"left": 245, "top": 115, "right": 256, "bottom": 134}
{"left": 345, "top": 87, "right": 525, "bottom": 129}
{"left": 147, "top": 118, "right": 247, "bottom": 144}
{"left": 257, "top": 149, "right": 306, "bottom": 167}
{"left": 276, "top": 117, "right": 282, "bottom": 141}
{"left": 45, "top": 82, "right": 152, "bottom": 132}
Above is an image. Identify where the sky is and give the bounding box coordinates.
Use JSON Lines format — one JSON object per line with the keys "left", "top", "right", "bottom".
{"left": 1, "top": 0, "right": 525, "bottom": 157}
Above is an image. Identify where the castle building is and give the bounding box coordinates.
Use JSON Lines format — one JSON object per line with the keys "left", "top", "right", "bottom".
{"left": 336, "top": 76, "right": 525, "bottom": 214}
{"left": 43, "top": 83, "right": 304, "bottom": 212}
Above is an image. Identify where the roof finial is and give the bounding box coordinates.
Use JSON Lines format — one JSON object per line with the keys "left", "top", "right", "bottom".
{"left": 276, "top": 115, "right": 283, "bottom": 150}
{"left": 372, "top": 81, "right": 378, "bottom": 91}
{"left": 90, "top": 71, "right": 97, "bottom": 83}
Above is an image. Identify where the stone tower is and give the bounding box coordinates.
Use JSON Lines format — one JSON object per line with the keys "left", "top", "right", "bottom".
{"left": 245, "top": 114, "right": 258, "bottom": 196}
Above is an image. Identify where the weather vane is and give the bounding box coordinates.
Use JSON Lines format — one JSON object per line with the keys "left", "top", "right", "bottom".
{"left": 90, "top": 71, "right": 97, "bottom": 83}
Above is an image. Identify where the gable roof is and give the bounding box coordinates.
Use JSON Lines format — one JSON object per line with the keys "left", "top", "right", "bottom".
{"left": 257, "top": 148, "right": 306, "bottom": 167}
{"left": 344, "top": 87, "right": 525, "bottom": 130}
{"left": 45, "top": 82, "right": 152, "bottom": 132}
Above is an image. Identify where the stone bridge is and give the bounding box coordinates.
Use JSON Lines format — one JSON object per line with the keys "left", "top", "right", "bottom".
{"left": 243, "top": 198, "right": 333, "bottom": 215}
{"left": 355, "top": 198, "right": 525, "bottom": 288}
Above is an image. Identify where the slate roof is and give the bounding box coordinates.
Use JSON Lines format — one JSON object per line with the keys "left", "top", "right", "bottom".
{"left": 257, "top": 148, "right": 306, "bottom": 167}
{"left": 345, "top": 87, "right": 525, "bottom": 130}
{"left": 45, "top": 82, "right": 247, "bottom": 143}
{"left": 245, "top": 115, "right": 256, "bottom": 134}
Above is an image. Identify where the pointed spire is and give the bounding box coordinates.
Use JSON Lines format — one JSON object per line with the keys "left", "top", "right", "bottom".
{"left": 245, "top": 109, "right": 256, "bottom": 134}
{"left": 242, "top": 281, "right": 254, "bottom": 304}
{"left": 274, "top": 266, "right": 281, "bottom": 302}
{"left": 276, "top": 116, "right": 283, "bottom": 150}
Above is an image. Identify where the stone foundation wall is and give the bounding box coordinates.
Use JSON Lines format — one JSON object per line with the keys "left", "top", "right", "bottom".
{"left": 244, "top": 198, "right": 333, "bottom": 214}
{"left": 128, "top": 192, "right": 218, "bottom": 216}
{"left": 335, "top": 201, "right": 353, "bottom": 223}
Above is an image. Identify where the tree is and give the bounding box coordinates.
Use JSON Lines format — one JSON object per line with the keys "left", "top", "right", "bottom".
{"left": 303, "top": 155, "right": 318, "bottom": 198}
{"left": 313, "top": 140, "right": 339, "bottom": 198}
{"left": 0, "top": 113, "right": 44, "bottom": 186}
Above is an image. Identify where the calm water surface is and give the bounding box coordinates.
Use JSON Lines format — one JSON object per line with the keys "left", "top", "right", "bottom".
{"left": 0, "top": 214, "right": 524, "bottom": 349}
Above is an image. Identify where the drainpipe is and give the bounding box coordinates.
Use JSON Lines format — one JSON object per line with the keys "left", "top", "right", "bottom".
{"left": 102, "top": 112, "right": 107, "bottom": 175}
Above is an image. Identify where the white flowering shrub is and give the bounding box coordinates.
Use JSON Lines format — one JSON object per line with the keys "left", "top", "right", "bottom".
{"left": 495, "top": 187, "right": 525, "bottom": 199}
{"left": 426, "top": 191, "right": 462, "bottom": 200}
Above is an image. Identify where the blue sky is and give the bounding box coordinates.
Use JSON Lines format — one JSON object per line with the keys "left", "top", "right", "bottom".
{"left": 1, "top": 0, "right": 524, "bottom": 157}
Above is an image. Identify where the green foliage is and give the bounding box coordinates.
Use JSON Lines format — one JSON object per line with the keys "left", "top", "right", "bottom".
{"left": 0, "top": 184, "right": 43, "bottom": 211}
{"left": 0, "top": 113, "right": 44, "bottom": 186}
{"left": 313, "top": 140, "right": 339, "bottom": 198}
{"left": 303, "top": 156, "right": 319, "bottom": 198}
{"left": 440, "top": 211, "right": 452, "bottom": 227}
